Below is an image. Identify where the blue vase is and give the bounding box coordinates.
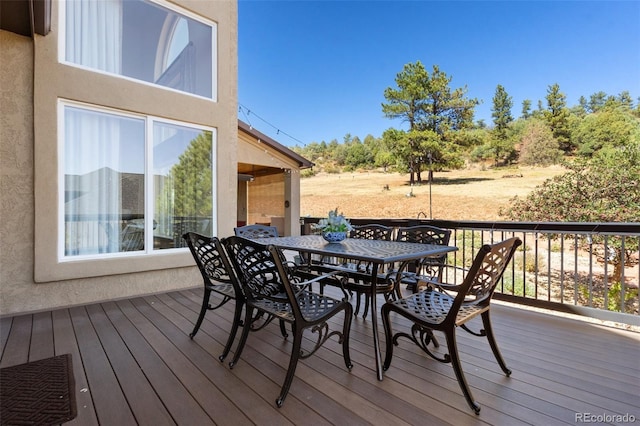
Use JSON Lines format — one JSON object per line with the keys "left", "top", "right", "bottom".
{"left": 322, "top": 231, "right": 347, "bottom": 243}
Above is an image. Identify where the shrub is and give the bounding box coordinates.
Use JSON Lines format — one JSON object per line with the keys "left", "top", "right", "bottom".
{"left": 324, "top": 164, "right": 341, "bottom": 174}
{"left": 519, "top": 119, "right": 563, "bottom": 166}
{"left": 301, "top": 169, "right": 316, "bottom": 178}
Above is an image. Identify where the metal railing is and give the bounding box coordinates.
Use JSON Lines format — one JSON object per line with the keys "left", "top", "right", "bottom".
{"left": 301, "top": 218, "right": 640, "bottom": 326}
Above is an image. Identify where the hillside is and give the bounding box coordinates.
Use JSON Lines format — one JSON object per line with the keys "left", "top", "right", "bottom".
{"left": 300, "top": 166, "right": 567, "bottom": 221}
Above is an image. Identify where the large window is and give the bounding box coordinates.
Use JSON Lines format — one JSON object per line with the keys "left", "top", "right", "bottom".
{"left": 62, "top": 0, "right": 216, "bottom": 100}
{"left": 61, "top": 101, "right": 216, "bottom": 259}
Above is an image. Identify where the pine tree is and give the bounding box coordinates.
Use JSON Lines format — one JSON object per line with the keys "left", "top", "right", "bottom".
{"left": 382, "top": 61, "right": 477, "bottom": 182}
{"left": 490, "top": 85, "right": 514, "bottom": 164}
{"left": 588, "top": 91, "right": 608, "bottom": 113}
{"left": 521, "top": 99, "right": 532, "bottom": 119}
{"left": 491, "top": 85, "right": 513, "bottom": 139}
{"left": 544, "top": 83, "right": 572, "bottom": 152}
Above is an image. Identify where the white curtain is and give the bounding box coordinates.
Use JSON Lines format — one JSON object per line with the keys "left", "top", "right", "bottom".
{"left": 65, "top": 0, "right": 123, "bottom": 74}
{"left": 65, "top": 108, "right": 123, "bottom": 254}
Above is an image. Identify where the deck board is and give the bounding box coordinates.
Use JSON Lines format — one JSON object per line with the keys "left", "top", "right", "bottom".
{"left": 51, "top": 308, "right": 99, "bottom": 426}
{"left": 1, "top": 315, "right": 31, "bottom": 368}
{"left": 29, "top": 311, "right": 54, "bottom": 361}
{"left": 0, "top": 317, "right": 12, "bottom": 356}
{"left": 1, "top": 288, "right": 638, "bottom": 425}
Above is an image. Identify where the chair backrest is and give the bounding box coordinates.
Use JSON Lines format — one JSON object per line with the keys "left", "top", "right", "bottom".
{"left": 183, "top": 232, "right": 239, "bottom": 290}
{"left": 447, "top": 237, "right": 522, "bottom": 322}
{"left": 234, "top": 224, "right": 279, "bottom": 239}
{"left": 395, "top": 225, "right": 452, "bottom": 277}
{"left": 350, "top": 224, "right": 392, "bottom": 241}
{"left": 223, "top": 236, "right": 305, "bottom": 319}
{"left": 395, "top": 225, "right": 451, "bottom": 245}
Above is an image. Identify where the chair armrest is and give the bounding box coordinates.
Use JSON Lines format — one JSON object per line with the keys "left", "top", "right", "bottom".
{"left": 417, "top": 277, "right": 462, "bottom": 291}
{"left": 415, "top": 264, "right": 467, "bottom": 292}
{"left": 439, "top": 264, "right": 469, "bottom": 283}
{"left": 293, "top": 269, "right": 351, "bottom": 300}
{"left": 414, "top": 264, "right": 469, "bottom": 292}
{"left": 294, "top": 269, "right": 342, "bottom": 286}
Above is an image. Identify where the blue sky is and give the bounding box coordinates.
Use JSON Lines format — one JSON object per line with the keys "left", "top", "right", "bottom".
{"left": 238, "top": 1, "right": 640, "bottom": 147}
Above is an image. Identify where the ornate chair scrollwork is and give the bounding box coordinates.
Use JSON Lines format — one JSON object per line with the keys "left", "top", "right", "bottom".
{"left": 350, "top": 224, "right": 393, "bottom": 241}
{"left": 223, "top": 236, "right": 353, "bottom": 407}
{"left": 234, "top": 224, "right": 279, "bottom": 239}
{"left": 381, "top": 237, "right": 522, "bottom": 414}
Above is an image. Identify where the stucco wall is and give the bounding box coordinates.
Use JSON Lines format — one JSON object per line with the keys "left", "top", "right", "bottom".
{"left": 0, "top": 0, "right": 238, "bottom": 316}
{"left": 1, "top": 31, "right": 39, "bottom": 314}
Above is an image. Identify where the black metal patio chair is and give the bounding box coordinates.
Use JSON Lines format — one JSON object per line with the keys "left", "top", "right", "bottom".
{"left": 234, "top": 224, "right": 279, "bottom": 238}
{"left": 381, "top": 237, "right": 522, "bottom": 414}
{"left": 222, "top": 236, "right": 353, "bottom": 407}
{"left": 341, "top": 224, "right": 394, "bottom": 317}
{"left": 183, "top": 232, "right": 244, "bottom": 362}
{"left": 393, "top": 225, "right": 452, "bottom": 296}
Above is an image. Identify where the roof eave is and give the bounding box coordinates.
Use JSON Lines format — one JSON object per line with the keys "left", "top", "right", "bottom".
{"left": 238, "top": 120, "right": 314, "bottom": 169}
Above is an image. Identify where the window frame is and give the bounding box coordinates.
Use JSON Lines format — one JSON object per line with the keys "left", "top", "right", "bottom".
{"left": 58, "top": 0, "right": 218, "bottom": 102}
{"left": 57, "top": 99, "right": 217, "bottom": 262}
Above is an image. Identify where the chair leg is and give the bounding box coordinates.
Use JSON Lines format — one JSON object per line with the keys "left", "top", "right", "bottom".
{"left": 190, "top": 288, "right": 211, "bottom": 339}
{"left": 219, "top": 300, "right": 243, "bottom": 361}
{"left": 362, "top": 294, "right": 370, "bottom": 318}
{"left": 276, "top": 325, "right": 303, "bottom": 407}
{"left": 279, "top": 319, "right": 289, "bottom": 339}
{"left": 381, "top": 304, "right": 394, "bottom": 371}
{"left": 481, "top": 311, "right": 512, "bottom": 376}
{"left": 353, "top": 293, "right": 362, "bottom": 316}
{"left": 342, "top": 304, "right": 354, "bottom": 369}
{"left": 229, "top": 306, "right": 254, "bottom": 369}
{"left": 445, "top": 329, "right": 481, "bottom": 414}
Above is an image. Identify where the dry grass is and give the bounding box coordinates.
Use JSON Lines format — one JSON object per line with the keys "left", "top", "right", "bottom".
{"left": 301, "top": 165, "right": 567, "bottom": 220}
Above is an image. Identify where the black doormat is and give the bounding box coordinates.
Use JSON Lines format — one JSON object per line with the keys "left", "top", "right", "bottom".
{"left": 1, "top": 354, "right": 77, "bottom": 425}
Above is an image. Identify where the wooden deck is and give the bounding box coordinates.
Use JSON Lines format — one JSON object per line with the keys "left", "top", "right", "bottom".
{"left": 1, "top": 288, "right": 639, "bottom": 425}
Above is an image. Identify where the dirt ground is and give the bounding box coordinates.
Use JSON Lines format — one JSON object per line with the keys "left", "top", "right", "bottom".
{"left": 300, "top": 165, "right": 567, "bottom": 220}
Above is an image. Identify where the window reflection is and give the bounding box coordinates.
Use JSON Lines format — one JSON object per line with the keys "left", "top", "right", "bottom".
{"left": 153, "top": 123, "right": 213, "bottom": 249}
{"left": 64, "top": 0, "right": 214, "bottom": 99}
{"left": 62, "top": 103, "right": 215, "bottom": 258}
{"left": 165, "top": 18, "right": 189, "bottom": 70}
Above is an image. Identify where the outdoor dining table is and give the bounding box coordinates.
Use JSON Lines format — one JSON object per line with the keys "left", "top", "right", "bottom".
{"left": 253, "top": 234, "right": 458, "bottom": 380}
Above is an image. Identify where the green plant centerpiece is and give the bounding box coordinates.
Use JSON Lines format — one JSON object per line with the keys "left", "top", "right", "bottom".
{"left": 314, "top": 208, "right": 353, "bottom": 243}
